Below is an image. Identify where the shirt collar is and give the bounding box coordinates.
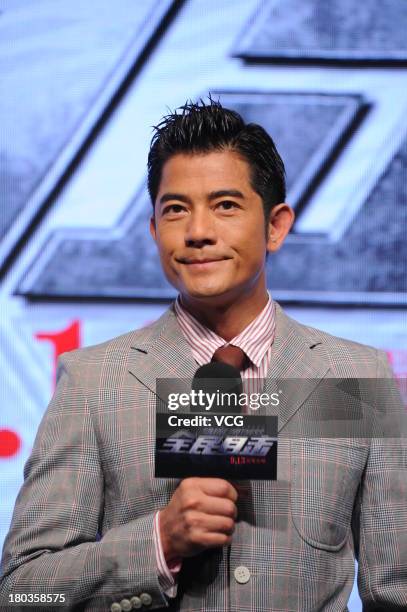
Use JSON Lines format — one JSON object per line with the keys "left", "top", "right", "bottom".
{"left": 174, "top": 292, "right": 275, "bottom": 367}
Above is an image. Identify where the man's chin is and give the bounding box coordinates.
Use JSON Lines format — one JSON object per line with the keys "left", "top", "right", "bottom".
{"left": 183, "top": 289, "right": 223, "bottom": 299}
{"left": 179, "top": 284, "right": 236, "bottom": 303}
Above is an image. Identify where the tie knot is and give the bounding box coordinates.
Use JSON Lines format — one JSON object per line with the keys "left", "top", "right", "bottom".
{"left": 211, "top": 344, "right": 249, "bottom": 371}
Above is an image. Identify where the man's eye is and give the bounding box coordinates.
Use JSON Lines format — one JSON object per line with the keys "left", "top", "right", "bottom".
{"left": 218, "top": 201, "right": 238, "bottom": 210}
{"left": 163, "top": 204, "right": 185, "bottom": 215}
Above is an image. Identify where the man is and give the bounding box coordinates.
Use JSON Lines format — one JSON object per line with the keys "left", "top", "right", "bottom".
{"left": 1, "top": 99, "right": 406, "bottom": 611}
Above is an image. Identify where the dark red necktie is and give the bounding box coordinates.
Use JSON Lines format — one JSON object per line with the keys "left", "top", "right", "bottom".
{"left": 211, "top": 344, "right": 249, "bottom": 371}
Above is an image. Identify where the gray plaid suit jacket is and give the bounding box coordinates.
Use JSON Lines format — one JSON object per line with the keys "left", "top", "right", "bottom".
{"left": 1, "top": 302, "right": 406, "bottom": 611}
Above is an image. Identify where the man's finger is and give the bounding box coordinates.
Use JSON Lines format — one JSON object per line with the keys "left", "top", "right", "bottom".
{"left": 198, "top": 497, "right": 238, "bottom": 519}
{"left": 198, "top": 478, "right": 239, "bottom": 502}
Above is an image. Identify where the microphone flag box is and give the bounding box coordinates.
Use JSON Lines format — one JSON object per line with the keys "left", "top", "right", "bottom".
{"left": 154, "top": 377, "right": 278, "bottom": 480}
{"left": 155, "top": 412, "right": 278, "bottom": 479}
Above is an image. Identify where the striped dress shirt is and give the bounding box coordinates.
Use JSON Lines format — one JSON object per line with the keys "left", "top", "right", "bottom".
{"left": 153, "top": 292, "right": 276, "bottom": 597}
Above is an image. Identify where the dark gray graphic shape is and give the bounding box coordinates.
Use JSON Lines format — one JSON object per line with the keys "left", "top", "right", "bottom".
{"left": 0, "top": 0, "right": 178, "bottom": 272}
{"left": 266, "top": 134, "right": 407, "bottom": 298}
{"left": 235, "top": 0, "right": 407, "bottom": 64}
{"left": 18, "top": 187, "right": 173, "bottom": 299}
{"left": 17, "top": 92, "right": 367, "bottom": 299}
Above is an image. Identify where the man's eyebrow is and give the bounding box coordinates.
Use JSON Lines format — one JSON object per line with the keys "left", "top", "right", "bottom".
{"left": 158, "top": 193, "right": 192, "bottom": 206}
{"left": 208, "top": 189, "right": 245, "bottom": 200}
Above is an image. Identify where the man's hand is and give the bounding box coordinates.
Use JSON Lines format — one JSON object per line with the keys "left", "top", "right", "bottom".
{"left": 159, "top": 477, "right": 238, "bottom": 562}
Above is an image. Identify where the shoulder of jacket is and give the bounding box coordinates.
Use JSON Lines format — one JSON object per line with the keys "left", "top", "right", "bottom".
{"left": 58, "top": 305, "right": 175, "bottom": 368}
{"left": 275, "top": 303, "right": 383, "bottom": 375}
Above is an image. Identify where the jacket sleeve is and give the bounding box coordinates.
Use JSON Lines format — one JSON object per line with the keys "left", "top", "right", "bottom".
{"left": 0, "top": 352, "right": 170, "bottom": 611}
{"left": 354, "top": 349, "right": 407, "bottom": 610}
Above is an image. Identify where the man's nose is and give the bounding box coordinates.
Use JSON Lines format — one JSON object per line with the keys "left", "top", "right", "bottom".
{"left": 185, "top": 210, "right": 217, "bottom": 247}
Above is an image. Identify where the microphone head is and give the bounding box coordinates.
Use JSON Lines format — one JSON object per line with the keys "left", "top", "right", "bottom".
{"left": 191, "top": 362, "right": 243, "bottom": 413}
{"left": 194, "top": 361, "right": 241, "bottom": 380}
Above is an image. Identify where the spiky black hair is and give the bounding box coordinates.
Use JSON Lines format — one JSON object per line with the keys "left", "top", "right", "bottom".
{"left": 147, "top": 96, "right": 286, "bottom": 223}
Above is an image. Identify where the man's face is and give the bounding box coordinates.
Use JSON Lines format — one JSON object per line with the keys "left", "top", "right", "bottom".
{"left": 150, "top": 150, "right": 278, "bottom": 306}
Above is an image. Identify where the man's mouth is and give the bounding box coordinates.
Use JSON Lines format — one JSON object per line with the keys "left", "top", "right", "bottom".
{"left": 183, "top": 259, "right": 223, "bottom": 264}
{"left": 177, "top": 256, "right": 230, "bottom": 264}
{"left": 176, "top": 256, "right": 230, "bottom": 270}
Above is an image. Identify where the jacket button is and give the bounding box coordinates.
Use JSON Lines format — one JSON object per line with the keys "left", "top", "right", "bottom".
{"left": 120, "top": 599, "right": 132, "bottom": 611}
{"left": 110, "top": 604, "right": 121, "bottom": 612}
{"left": 139, "top": 592, "right": 153, "bottom": 606}
{"left": 130, "top": 596, "right": 142, "bottom": 609}
{"left": 234, "top": 565, "right": 251, "bottom": 584}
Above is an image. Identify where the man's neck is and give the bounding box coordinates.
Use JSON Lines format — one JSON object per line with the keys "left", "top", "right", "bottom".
{"left": 180, "top": 287, "right": 269, "bottom": 342}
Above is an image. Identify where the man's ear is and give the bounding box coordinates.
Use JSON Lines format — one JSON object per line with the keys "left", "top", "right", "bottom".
{"left": 150, "top": 214, "right": 156, "bottom": 242}
{"left": 266, "top": 203, "right": 295, "bottom": 253}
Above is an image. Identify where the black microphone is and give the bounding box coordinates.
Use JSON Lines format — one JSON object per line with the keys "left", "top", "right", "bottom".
{"left": 191, "top": 362, "right": 243, "bottom": 413}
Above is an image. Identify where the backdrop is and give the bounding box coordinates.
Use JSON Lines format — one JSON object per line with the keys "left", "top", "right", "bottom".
{"left": 1, "top": 1, "right": 407, "bottom": 609}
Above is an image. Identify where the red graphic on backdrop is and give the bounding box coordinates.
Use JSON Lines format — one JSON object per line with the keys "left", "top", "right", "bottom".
{"left": 0, "top": 429, "right": 21, "bottom": 458}
{"left": 35, "top": 320, "right": 81, "bottom": 387}
{"left": 0, "top": 322, "right": 81, "bottom": 460}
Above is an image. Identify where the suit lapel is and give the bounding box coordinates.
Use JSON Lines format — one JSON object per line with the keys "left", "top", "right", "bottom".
{"left": 262, "top": 303, "right": 330, "bottom": 433}
{"left": 128, "top": 305, "right": 197, "bottom": 403}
